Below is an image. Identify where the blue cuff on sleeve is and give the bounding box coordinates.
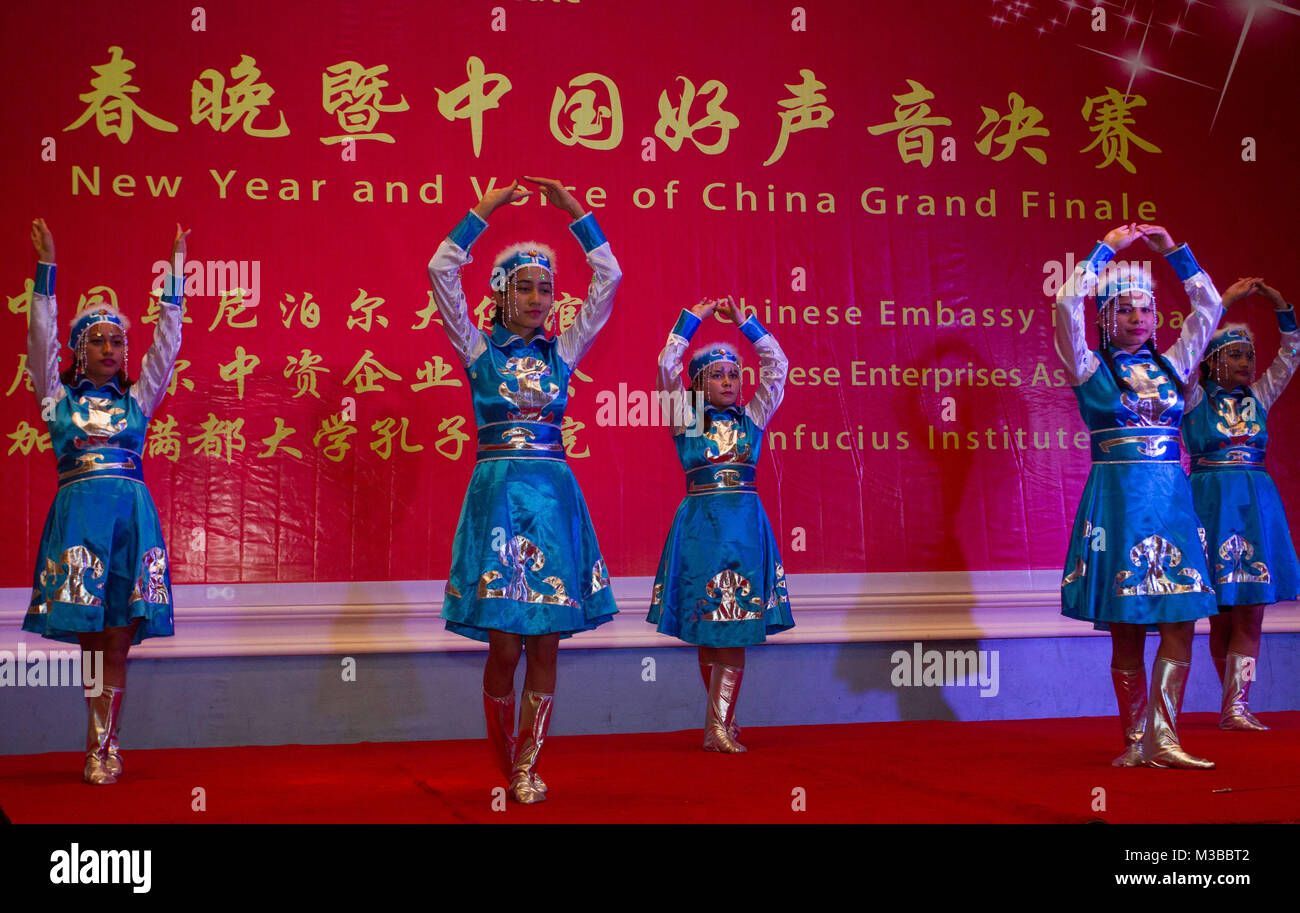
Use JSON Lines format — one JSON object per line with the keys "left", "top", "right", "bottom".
{"left": 34, "top": 262, "right": 55, "bottom": 296}
{"left": 448, "top": 210, "right": 488, "bottom": 251}
{"left": 1278, "top": 306, "right": 1298, "bottom": 334}
{"left": 672, "top": 309, "right": 701, "bottom": 339}
{"left": 739, "top": 314, "right": 769, "bottom": 344}
{"left": 568, "top": 212, "right": 607, "bottom": 253}
{"left": 160, "top": 267, "right": 184, "bottom": 304}
{"left": 1084, "top": 243, "right": 1115, "bottom": 272}
{"left": 1164, "top": 244, "right": 1201, "bottom": 282}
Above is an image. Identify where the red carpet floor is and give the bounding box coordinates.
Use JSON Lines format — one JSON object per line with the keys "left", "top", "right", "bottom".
{"left": 3, "top": 713, "right": 1299, "bottom": 823}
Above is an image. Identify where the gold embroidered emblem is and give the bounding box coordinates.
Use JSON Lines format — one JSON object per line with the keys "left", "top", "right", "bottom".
{"left": 71, "top": 395, "right": 128, "bottom": 445}
{"left": 702, "top": 419, "right": 751, "bottom": 463}
{"left": 476, "top": 535, "right": 580, "bottom": 608}
{"left": 52, "top": 546, "right": 106, "bottom": 606}
{"left": 498, "top": 357, "right": 560, "bottom": 421}
{"left": 701, "top": 569, "right": 763, "bottom": 621}
{"left": 1119, "top": 363, "right": 1177, "bottom": 426}
{"left": 1215, "top": 534, "right": 1271, "bottom": 585}
{"left": 1114, "top": 535, "right": 1212, "bottom": 596}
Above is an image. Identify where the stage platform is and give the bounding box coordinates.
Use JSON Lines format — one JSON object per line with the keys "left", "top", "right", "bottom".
{"left": 4, "top": 713, "right": 1298, "bottom": 824}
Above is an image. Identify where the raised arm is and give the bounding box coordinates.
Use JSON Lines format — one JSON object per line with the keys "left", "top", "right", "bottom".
{"left": 427, "top": 210, "right": 491, "bottom": 367}
{"left": 1140, "top": 226, "right": 1224, "bottom": 384}
{"left": 26, "top": 218, "right": 63, "bottom": 406}
{"left": 658, "top": 302, "right": 712, "bottom": 435}
{"left": 1252, "top": 284, "right": 1300, "bottom": 410}
{"left": 133, "top": 224, "right": 190, "bottom": 416}
{"left": 740, "top": 326, "right": 787, "bottom": 431}
{"left": 514, "top": 176, "right": 624, "bottom": 371}
{"left": 1053, "top": 225, "right": 1147, "bottom": 386}
{"left": 555, "top": 213, "right": 621, "bottom": 370}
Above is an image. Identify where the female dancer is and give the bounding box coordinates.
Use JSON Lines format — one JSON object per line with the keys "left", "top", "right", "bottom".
{"left": 427, "top": 176, "right": 620, "bottom": 803}
{"left": 23, "top": 218, "right": 188, "bottom": 784}
{"left": 1184, "top": 280, "right": 1299, "bottom": 730}
{"left": 648, "top": 296, "right": 793, "bottom": 752}
{"left": 1055, "top": 222, "right": 1236, "bottom": 769}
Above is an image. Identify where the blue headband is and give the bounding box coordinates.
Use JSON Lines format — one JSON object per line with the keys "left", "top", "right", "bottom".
{"left": 1205, "top": 326, "right": 1254, "bottom": 358}
{"left": 1097, "top": 269, "right": 1155, "bottom": 310}
{"left": 69, "top": 308, "right": 127, "bottom": 351}
{"left": 689, "top": 345, "right": 742, "bottom": 383}
{"left": 491, "top": 250, "right": 553, "bottom": 291}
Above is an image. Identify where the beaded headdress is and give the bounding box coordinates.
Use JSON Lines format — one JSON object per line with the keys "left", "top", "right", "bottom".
{"left": 688, "top": 343, "right": 743, "bottom": 385}
{"left": 1096, "top": 262, "right": 1156, "bottom": 310}
{"left": 69, "top": 306, "right": 130, "bottom": 378}
{"left": 491, "top": 242, "right": 556, "bottom": 291}
{"left": 1205, "top": 323, "right": 1254, "bottom": 359}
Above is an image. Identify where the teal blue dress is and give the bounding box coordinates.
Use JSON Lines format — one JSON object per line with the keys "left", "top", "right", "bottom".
{"left": 647, "top": 310, "right": 794, "bottom": 646}
{"left": 427, "top": 211, "right": 620, "bottom": 642}
{"left": 1055, "top": 243, "right": 1223, "bottom": 630}
{"left": 22, "top": 262, "right": 183, "bottom": 645}
{"left": 1184, "top": 306, "right": 1300, "bottom": 607}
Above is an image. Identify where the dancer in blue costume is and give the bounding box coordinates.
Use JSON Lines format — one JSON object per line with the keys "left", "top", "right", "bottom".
{"left": 648, "top": 296, "right": 793, "bottom": 752}
{"left": 1184, "top": 279, "right": 1300, "bottom": 731}
{"left": 22, "top": 218, "right": 188, "bottom": 784}
{"left": 427, "top": 176, "right": 620, "bottom": 803}
{"left": 1055, "top": 222, "right": 1245, "bottom": 769}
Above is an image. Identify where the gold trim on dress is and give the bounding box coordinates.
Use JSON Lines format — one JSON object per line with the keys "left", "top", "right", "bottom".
{"left": 58, "top": 452, "right": 139, "bottom": 481}
{"left": 1096, "top": 435, "right": 1177, "bottom": 458}
{"left": 129, "top": 548, "right": 168, "bottom": 604}
{"left": 589, "top": 558, "right": 610, "bottom": 595}
{"left": 1062, "top": 522, "right": 1091, "bottom": 586}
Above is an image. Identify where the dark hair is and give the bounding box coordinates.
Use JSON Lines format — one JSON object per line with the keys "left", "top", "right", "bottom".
{"left": 1100, "top": 338, "right": 1179, "bottom": 395}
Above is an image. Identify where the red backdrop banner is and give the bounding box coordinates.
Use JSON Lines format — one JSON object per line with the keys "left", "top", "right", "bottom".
{"left": 3, "top": 0, "right": 1298, "bottom": 585}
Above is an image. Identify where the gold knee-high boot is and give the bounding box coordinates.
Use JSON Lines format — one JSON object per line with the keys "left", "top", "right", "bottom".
{"left": 703, "top": 663, "right": 746, "bottom": 753}
{"left": 699, "top": 662, "right": 740, "bottom": 739}
{"left": 509, "top": 690, "right": 553, "bottom": 803}
{"left": 1141, "top": 658, "right": 1215, "bottom": 769}
{"left": 84, "top": 685, "right": 124, "bottom": 785}
{"left": 1109, "top": 667, "right": 1146, "bottom": 767}
{"left": 104, "top": 685, "right": 125, "bottom": 776}
{"left": 1220, "top": 651, "right": 1268, "bottom": 731}
{"left": 483, "top": 689, "right": 516, "bottom": 780}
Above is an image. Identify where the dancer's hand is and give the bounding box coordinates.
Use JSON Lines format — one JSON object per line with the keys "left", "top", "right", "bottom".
{"left": 171, "top": 223, "right": 192, "bottom": 262}
{"left": 714, "top": 295, "right": 746, "bottom": 325}
{"left": 691, "top": 298, "right": 719, "bottom": 320}
{"left": 1254, "top": 280, "right": 1290, "bottom": 311}
{"left": 1137, "top": 224, "right": 1176, "bottom": 255}
{"left": 1102, "top": 223, "right": 1140, "bottom": 252}
{"left": 1221, "top": 277, "right": 1258, "bottom": 309}
{"left": 472, "top": 180, "right": 533, "bottom": 221}
{"left": 31, "top": 218, "right": 55, "bottom": 263}
{"left": 522, "top": 176, "right": 585, "bottom": 221}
